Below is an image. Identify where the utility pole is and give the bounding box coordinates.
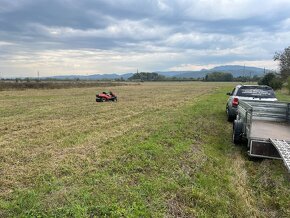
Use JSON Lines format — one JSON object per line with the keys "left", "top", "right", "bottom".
{"left": 243, "top": 64, "right": 245, "bottom": 77}
{"left": 37, "top": 71, "right": 40, "bottom": 81}
{"left": 243, "top": 64, "right": 245, "bottom": 83}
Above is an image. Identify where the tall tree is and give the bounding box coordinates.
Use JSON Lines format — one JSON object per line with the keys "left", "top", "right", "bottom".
{"left": 274, "top": 46, "right": 290, "bottom": 79}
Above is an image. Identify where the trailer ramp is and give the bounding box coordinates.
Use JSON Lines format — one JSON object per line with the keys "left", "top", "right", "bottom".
{"left": 270, "top": 138, "right": 290, "bottom": 172}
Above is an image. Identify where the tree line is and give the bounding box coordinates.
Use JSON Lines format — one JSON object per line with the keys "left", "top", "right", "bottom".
{"left": 204, "top": 72, "right": 233, "bottom": 81}
{"left": 128, "top": 72, "right": 166, "bottom": 81}
{"left": 127, "top": 72, "right": 200, "bottom": 81}
{"left": 127, "top": 71, "right": 261, "bottom": 82}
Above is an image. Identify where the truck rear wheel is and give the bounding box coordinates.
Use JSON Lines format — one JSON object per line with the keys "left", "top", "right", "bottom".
{"left": 233, "top": 120, "right": 243, "bottom": 144}
{"left": 226, "top": 107, "right": 236, "bottom": 122}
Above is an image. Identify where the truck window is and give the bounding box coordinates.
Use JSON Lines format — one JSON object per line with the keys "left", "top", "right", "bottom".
{"left": 237, "top": 86, "right": 276, "bottom": 98}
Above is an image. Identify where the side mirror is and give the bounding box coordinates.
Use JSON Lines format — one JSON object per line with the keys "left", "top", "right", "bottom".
{"left": 226, "top": 92, "right": 231, "bottom": 96}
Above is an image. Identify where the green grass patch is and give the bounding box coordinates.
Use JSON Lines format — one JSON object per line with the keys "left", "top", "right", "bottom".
{"left": 1, "top": 83, "right": 290, "bottom": 217}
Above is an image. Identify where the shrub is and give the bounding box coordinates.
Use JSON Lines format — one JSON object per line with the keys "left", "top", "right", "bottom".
{"left": 258, "top": 73, "right": 282, "bottom": 90}
{"left": 269, "top": 77, "right": 283, "bottom": 90}
{"left": 258, "top": 73, "right": 275, "bottom": 86}
{"left": 287, "top": 77, "right": 290, "bottom": 93}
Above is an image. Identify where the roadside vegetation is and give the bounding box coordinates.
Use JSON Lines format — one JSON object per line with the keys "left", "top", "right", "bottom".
{"left": 0, "top": 82, "right": 289, "bottom": 217}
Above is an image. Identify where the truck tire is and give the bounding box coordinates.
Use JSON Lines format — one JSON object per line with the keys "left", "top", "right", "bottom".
{"left": 233, "top": 120, "right": 243, "bottom": 144}
{"left": 227, "top": 107, "right": 236, "bottom": 122}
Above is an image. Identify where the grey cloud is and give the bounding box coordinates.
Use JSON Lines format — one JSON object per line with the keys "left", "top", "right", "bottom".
{"left": 1, "top": 0, "right": 290, "bottom": 76}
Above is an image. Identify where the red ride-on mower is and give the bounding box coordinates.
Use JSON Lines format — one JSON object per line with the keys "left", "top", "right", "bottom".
{"left": 96, "top": 91, "right": 117, "bottom": 102}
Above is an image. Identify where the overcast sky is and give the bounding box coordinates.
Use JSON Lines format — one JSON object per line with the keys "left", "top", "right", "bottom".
{"left": 1, "top": 0, "right": 290, "bottom": 77}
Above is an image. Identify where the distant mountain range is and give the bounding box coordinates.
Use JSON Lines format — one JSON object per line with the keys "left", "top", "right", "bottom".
{"left": 50, "top": 65, "right": 270, "bottom": 80}
{"left": 156, "top": 65, "right": 269, "bottom": 79}
{"left": 50, "top": 73, "right": 133, "bottom": 80}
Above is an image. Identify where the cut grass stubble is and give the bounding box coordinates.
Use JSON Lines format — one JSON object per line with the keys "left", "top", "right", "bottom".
{"left": 0, "top": 82, "right": 290, "bottom": 217}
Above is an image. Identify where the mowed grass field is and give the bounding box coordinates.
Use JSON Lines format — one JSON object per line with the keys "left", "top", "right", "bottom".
{"left": 1, "top": 82, "right": 290, "bottom": 217}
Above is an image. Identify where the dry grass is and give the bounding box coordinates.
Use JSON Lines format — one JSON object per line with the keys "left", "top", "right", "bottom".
{"left": 1, "top": 82, "right": 289, "bottom": 217}
{"left": 0, "top": 82, "right": 217, "bottom": 213}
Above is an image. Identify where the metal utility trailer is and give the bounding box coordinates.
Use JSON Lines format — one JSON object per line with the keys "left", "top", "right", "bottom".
{"left": 233, "top": 100, "right": 290, "bottom": 172}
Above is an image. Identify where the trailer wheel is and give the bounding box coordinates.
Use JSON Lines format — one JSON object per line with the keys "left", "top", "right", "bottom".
{"left": 233, "top": 120, "right": 243, "bottom": 144}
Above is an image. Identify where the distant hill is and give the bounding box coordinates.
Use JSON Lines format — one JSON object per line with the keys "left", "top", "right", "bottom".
{"left": 208, "top": 65, "right": 268, "bottom": 77}
{"left": 51, "top": 73, "right": 133, "bottom": 80}
{"left": 156, "top": 71, "right": 207, "bottom": 79}
{"left": 155, "top": 65, "right": 269, "bottom": 79}
{"left": 48, "top": 65, "right": 269, "bottom": 80}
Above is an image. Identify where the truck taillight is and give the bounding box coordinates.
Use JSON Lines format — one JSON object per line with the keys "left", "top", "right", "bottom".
{"left": 232, "top": 97, "right": 239, "bottom": 107}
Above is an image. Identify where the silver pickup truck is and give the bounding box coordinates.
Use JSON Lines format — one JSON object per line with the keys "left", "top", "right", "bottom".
{"left": 226, "top": 85, "right": 277, "bottom": 121}
{"left": 233, "top": 100, "right": 290, "bottom": 173}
